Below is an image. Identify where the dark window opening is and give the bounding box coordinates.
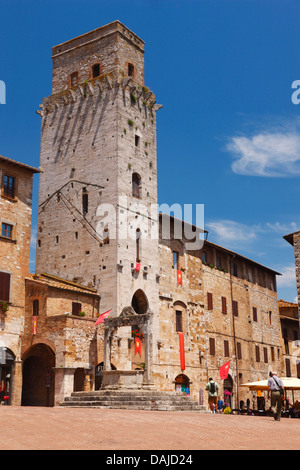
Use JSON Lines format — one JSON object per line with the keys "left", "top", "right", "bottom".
{"left": 3, "top": 175, "right": 15, "bottom": 199}
{"left": 128, "top": 63, "right": 134, "bottom": 77}
{"left": 132, "top": 173, "right": 141, "bottom": 198}
{"left": 72, "top": 302, "right": 82, "bottom": 317}
{"left": 92, "top": 63, "right": 100, "bottom": 78}
{"left": 135, "top": 135, "right": 140, "bottom": 147}
{"left": 176, "top": 310, "right": 183, "bottom": 332}
{"left": 33, "top": 299, "right": 39, "bottom": 316}
{"left": 82, "top": 188, "right": 88, "bottom": 214}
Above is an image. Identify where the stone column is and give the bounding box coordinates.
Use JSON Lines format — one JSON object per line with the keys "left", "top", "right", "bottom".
{"left": 103, "top": 327, "right": 112, "bottom": 371}
{"left": 143, "top": 313, "right": 155, "bottom": 389}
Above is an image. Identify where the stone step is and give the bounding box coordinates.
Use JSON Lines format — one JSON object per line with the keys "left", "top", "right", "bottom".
{"left": 60, "top": 401, "right": 205, "bottom": 411}
{"left": 59, "top": 389, "right": 207, "bottom": 412}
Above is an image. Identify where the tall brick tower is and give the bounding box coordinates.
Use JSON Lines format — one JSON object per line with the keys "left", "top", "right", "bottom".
{"left": 35, "top": 21, "right": 161, "bottom": 323}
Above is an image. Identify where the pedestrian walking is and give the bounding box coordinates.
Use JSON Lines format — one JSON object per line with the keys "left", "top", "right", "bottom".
{"left": 267, "top": 370, "right": 285, "bottom": 421}
{"left": 217, "top": 396, "right": 224, "bottom": 414}
{"left": 206, "top": 378, "right": 219, "bottom": 413}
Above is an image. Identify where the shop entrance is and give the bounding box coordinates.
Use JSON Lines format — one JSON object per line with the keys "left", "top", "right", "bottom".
{"left": 223, "top": 375, "right": 233, "bottom": 408}
{"left": 21, "top": 344, "right": 55, "bottom": 407}
{"left": 0, "top": 348, "right": 15, "bottom": 406}
{"left": 175, "top": 374, "right": 190, "bottom": 395}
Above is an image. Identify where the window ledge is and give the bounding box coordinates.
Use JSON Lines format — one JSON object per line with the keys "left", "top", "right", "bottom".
{"left": 0, "top": 235, "right": 16, "bottom": 244}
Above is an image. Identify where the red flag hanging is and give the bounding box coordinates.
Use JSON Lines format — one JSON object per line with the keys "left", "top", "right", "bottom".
{"left": 94, "top": 309, "right": 112, "bottom": 327}
{"left": 135, "top": 336, "right": 142, "bottom": 356}
{"left": 32, "top": 316, "right": 38, "bottom": 335}
{"left": 219, "top": 361, "right": 230, "bottom": 380}
{"left": 178, "top": 332, "right": 185, "bottom": 370}
{"left": 135, "top": 263, "right": 141, "bottom": 272}
{"left": 177, "top": 270, "right": 183, "bottom": 286}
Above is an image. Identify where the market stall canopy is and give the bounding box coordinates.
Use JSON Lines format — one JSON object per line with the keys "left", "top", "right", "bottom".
{"left": 241, "top": 377, "right": 300, "bottom": 391}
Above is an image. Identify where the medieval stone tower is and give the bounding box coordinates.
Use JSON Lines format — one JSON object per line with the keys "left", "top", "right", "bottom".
{"left": 35, "top": 21, "right": 161, "bottom": 324}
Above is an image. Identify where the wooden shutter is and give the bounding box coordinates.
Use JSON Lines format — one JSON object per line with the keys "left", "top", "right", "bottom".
{"left": 0, "top": 272, "right": 10, "bottom": 302}
{"left": 232, "top": 300, "right": 238, "bottom": 317}
{"left": 253, "top": 307, "right": 257, "bottom": 322}
{"left": 209, "top": 338, "right": 215, "bottom": 356}
{"left": 264, "top": 347, "right": 268, "bottom": 364}
{"left": 221, "top": 296, "right": 227, "bottom": 314}
{"left": 207, "top": 292, "right": 213, "bottom": 310}
{"left": 72, "top": 302, "right": 82, "bottom": 316}
{"left": 255, "top": 346, "right": 260, "bottom": 363}
{"left": 237, "top": 342, "right": 242, "bottom": 360}
{"left": 175, "top": 311, "right": 183, "bottom": 332}
{"left": 286, "top": 359, "right": 291, "bottom": 378}
{"left": 224, "top": 340, "right": 229, "bottom": 357}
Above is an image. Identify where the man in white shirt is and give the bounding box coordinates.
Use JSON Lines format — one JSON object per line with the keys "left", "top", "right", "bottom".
{"left": 267, "top": 371, "right": 284, "bottom": 421}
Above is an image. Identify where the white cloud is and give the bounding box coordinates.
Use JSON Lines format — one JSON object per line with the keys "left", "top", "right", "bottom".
{"left": 227, "top": 131, "right": 300, "bottom": 177}
{"left": 206, "top": 220, "right": 258, "bottom": 243}
{"left": 276, "top": 265, "right": 296, "bottom": 288}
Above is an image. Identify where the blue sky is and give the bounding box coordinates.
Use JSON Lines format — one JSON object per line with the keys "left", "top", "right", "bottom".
{"left": 0, "top": 0, "right": 300, "bottom": 301}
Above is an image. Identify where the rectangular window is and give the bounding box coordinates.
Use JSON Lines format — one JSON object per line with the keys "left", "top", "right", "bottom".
{"left": 264, "top": 347, "right": 268, "bottom": 364}
{"left": 233, "top": 262, "right": 238, "bottom": 277}
{"left": 221, "top": 296, "right": 227, "bottom": 314}
{"left": 253, "top": 307, "right": 258, "bottom": 322}
{"left": 1, "top": 223, "right": 13, "bottom": 239}
{"left": 207, "top": 292, "right": 213, "bottom": 310}
{"left": 224, "top": 340, "right": 229, "bottom": 357}
{"left": 255, "top": 345, "right": 260, "bottom": 363}
{"left": 237, "top": 342, "right": 242, "bottom": 360}
{"left": 0, "top": 272, "right": 11, "bottom": 302}
{"left": 271, "top": 347, "right": 275, "bottom": 362}
{"left": 173, "top": 251, "right": 179, "bottom": 270}
{"left": 72, "top": 302, "right": 82, "bottom": 316}
{"left": 175, "top": 310, "right": 183, "bottom": 332}
{"left": 232, "top": 300, "right": 239, "bottom": 317}
{"left": 82, "top": 189, "right": 88, "bottom": 215}
{"left": 286, "top": 359, "right": 291, "bottom": 378}
{"left": 3, "top": 175, "right": 15, "bottom": 199}
{"left": 269, "top": 311, "right": 272, "bottom": 325}
{"left": 209, "top": 338, "right": 215, "bottom": 356}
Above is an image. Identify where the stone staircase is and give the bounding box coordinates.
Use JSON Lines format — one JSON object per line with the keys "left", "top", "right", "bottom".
{"left": 60, "top": 389, "right": 207, "bottom": 412}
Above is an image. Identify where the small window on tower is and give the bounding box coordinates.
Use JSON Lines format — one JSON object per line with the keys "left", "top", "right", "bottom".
{"left": 70, "top": 72, "right": 78, "bottom": 87}
{"left": 128, "top": 63, "right": 134, "bottom": 77}
{"left": 82, "top": 188, "right": 88, "bottom": 214}
{"left": 135, "top": 135, "right": 140, "bottom": 148}
{"left": 92, "top": 64, "right": 100, "bottom": 78}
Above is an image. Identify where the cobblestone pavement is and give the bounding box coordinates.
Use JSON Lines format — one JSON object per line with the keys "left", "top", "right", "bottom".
{"left": 1, "top": 407, "right": 300, "bottom": 450}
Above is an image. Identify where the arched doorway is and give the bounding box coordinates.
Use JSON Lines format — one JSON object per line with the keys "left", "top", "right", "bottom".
{"left": 131, "top": 289, "right": 148, "bottom": 315}
{"left": 175, "top": 374, "right": 190, "bottom": 395}
{"left": 0, "top": 348, "right": 15, "bottom": 406}
{"left": 95, "top": 362, "right": 116, "bottom": 390}
{"left": 22, "top": 344, "right": 55, "bottom": 407}
{"left": 223, "top": 375, "right": 233, "bottom": 408}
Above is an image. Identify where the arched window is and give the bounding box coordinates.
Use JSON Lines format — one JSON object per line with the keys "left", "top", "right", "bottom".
{"left": 92, "top": 63, "right": 100, "bottom": 78}
{"left": 131, "top": 289, "right": 148, "bottom": 315}
{"left": 132, "top": 173, "right": 141, "bottom": 198}
{"left": 70, "top": 72, "right": 78, "bottom": 87}
{"left": 128, "top": 63, "right": 135, "bottom": 77}
{"left": 33, "top": 299, "right": 39, "bottom": 316}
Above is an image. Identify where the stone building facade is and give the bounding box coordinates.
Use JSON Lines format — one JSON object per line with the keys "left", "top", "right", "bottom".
{"left": 278, "top": 299, "right": 300, "bottom": 380}
{"left": 0, "top": 155, "right": 39, "bottom": 406}
{"left": 0, "top": 21, "right": 288, "bottom": 410}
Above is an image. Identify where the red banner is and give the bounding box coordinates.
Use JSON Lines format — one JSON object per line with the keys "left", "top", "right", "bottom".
{"left": 177, "top": 270, "right": 183, "bottom": 286}
{"left": 178, "top": 332, "right": 185, "bottom": 370}
{"left": 94, "top": 309, "right": 112, "bottom": 327}
{"left": 220, "top": 361, "right": 230, "bottom": 380}
{"left": 135, "top": 337, "right": 142, "bottom": 356}
{"left": 32, "top": 316, "right": 38, "bottom": 335}
{"left": 135, "top": 263, "right": 141, "bottom": 272}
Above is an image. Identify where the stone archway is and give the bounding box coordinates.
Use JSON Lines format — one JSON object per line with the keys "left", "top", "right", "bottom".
{"left": 21, "top": 344, "right": 55, "bottom": 407}
{"left": 131, "top": 289, "right": 148, "bottom": 315}
{"left": 175, "top": 374, "right": 190, "bottom": 394}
